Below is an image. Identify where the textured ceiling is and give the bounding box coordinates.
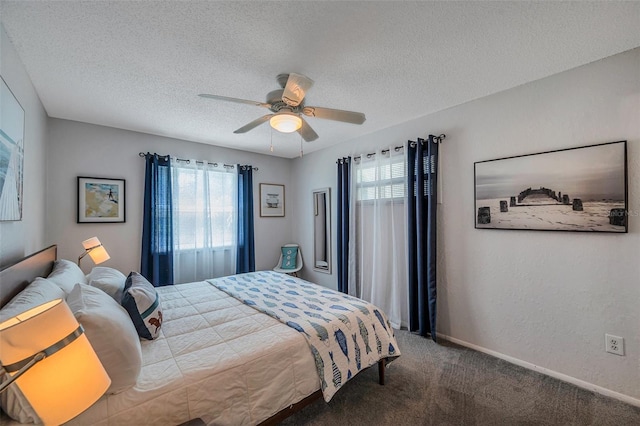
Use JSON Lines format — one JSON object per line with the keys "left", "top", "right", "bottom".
{"left": 1, "top": 1, "right": 639, "bottom": 158}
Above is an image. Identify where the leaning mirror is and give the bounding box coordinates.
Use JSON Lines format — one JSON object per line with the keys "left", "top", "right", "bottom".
{"left": 313, "top": 188, "right": 331, "bottom": 274}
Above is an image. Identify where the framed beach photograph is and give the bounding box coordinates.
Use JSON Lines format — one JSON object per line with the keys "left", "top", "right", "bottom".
{"left": 0, "top": 76, "right": 25, "bottom": 221}
{"left": 260, "top": 183, "right": 285, "bottom": 217}
{"left": 77, "top": 176, "right": 126, "bottom": 223}
{"left": 474, "top": 141, "right": 627, "bottom": 233}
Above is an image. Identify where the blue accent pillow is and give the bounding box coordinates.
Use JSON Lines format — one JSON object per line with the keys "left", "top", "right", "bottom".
{"left": 121, "top": 272, "right": 163, "bottom": 340}
{"left": 281, "top": 247, "right": 298, "bottom": 270}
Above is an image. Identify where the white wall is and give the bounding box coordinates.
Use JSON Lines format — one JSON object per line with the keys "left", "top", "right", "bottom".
{"left": 0, "top": 24, "right": 49, "bottom": 268}
{"left": 46, "top": 119, "right": 294, "bottom": 275}
{"left": 291, "top": 48, "right": 640, "bottom": 402}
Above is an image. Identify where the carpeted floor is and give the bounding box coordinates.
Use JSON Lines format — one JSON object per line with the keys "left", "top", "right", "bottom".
{"left": 280, "top": 330, "right": 640, "bottom": 425}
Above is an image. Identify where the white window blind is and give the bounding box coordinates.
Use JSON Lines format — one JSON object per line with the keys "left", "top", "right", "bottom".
{"left": 356, "top": 155, "right": 406, "bottom": 201}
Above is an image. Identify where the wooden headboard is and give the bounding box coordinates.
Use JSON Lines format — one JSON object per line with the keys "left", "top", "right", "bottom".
{"left": 0, "top": 245, "right": 57, "bottom": 308}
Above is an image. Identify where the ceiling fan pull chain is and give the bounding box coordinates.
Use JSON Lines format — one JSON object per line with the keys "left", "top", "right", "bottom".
{"left": 270, "top": 127, "right": 274, "bottom": 153}
{"left": 300, "top": 134, "right": 304, "bottom": 158}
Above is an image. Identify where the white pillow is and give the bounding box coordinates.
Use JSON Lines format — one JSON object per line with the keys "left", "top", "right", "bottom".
{"left": 0, "top": 277, "right": 64, "bottom": 424}
{"left": 47, "top": 259, "right": 87, "bottom": 295}
{"left": 67, "top": 283, "right": 142, "bottom": 394}
{"left": 86, "top": 266, "right": 126, "bottom": 302}
{"left": 0, "top": 277, "right": 65, "bottom": 322}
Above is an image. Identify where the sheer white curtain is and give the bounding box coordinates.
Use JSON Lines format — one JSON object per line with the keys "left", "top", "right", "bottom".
{"left": 172, "top": 160, "right": 237, "bottom": 284}
{"left": 348, "top": 146, "right": 408, "bottom": 329}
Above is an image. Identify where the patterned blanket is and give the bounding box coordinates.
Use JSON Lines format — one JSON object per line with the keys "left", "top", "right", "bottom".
{"left": 208, "top": 271, "right": 401, "bottom": 402}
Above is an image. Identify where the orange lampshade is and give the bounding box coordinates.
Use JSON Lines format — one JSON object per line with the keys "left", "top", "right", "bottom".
{"left": 0, "top": 299, "right": 110, "bottom": 425}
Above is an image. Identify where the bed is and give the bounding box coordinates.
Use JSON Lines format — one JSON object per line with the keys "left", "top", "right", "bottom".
{"left": 0, "top": 246, "right": 399, "bottom": 425}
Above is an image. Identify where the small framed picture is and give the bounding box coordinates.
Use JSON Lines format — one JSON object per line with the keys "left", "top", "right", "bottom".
{"left": 77, "top": 176, "right": 126, "bottom": 223}
{"left": 259, "top": 183, "right": 285, "bottom": 217}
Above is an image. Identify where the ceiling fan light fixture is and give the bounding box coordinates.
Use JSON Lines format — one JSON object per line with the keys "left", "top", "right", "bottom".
{"left": 270, "top": 113, "right": 302, "bottom": 133}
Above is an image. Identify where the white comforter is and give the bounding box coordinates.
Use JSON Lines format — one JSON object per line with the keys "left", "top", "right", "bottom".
{"left": 210, "top": 271, "right": 400, "bottom": 402}
{"left": 65, "top": 280, "right": 319, "bottom": 426}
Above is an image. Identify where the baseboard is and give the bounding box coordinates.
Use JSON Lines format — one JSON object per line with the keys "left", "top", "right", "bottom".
{"left": 437, "top": 333, "right": 640, "bottom": 408}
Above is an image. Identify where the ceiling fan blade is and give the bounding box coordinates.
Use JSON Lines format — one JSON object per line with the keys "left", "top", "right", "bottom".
{"left": 282, "top": 73, "right": 314, "bottom": 107}
{"left": 302, "top": 106, "right": 366, "bottom": 125}
{"left": 233, "top": 114, "right": 274, "bottom": 134}
{"left": 297, "top": 118, "right": 319, "bottom": 142}
{"left": 199, "top": 94, "right": 271, "bottom": 109}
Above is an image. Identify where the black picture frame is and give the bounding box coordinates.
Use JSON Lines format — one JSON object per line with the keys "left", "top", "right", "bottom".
{"left": 77, "top": 176, "right": 126, "bottom": 223}
{"left": 474, "top": 141, "right": 627, "bottom": 233}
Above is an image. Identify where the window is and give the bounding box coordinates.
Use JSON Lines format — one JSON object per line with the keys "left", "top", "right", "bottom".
{"left": 172, "top": 164, "right": 237, "bottom": 251}
{"left": 354, "top": 148, "right": 435, "bottom": 201}
{"left": 355, "top": 154, "right": 406, "bottom": 201}
{"left": 351, "top": 148, "right": 408, "bottom": 328}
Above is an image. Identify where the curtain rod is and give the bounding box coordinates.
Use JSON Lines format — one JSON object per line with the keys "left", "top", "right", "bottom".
{"left": 138, "top": 152, "right": 258, "bottom": 171}
{"left": 337, "top": 134, "right": 445, "bottom": 163}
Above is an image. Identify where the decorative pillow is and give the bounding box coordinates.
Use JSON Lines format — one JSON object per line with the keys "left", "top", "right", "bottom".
{"left": 67, "top": 283, "right": 142, "bottom": 394}
{"left": 121, "top": 272, "right": 162, "bottom": 340}
{"left": 0, "top": 277, "right": 65, "bottom": 322}
{"left": 280, "top": 246, "right": 298, "bottom": 270}
{"left": 0, "top": 277, "right": 64, "bottom": 423}
{"left": 46, "top": 259, "right": 87, "bottom": 295}
{"left": 87, "top": 266, "right": 126, "bottom": 302}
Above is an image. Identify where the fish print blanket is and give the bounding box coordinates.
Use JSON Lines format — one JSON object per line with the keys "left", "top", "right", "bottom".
{"left": 208, "top": 271, "right": 401, "bottom": 402}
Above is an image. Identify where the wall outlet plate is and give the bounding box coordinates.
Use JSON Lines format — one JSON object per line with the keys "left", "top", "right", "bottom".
{"left": 605, "top": 334, "right": 625, "bottom": 356}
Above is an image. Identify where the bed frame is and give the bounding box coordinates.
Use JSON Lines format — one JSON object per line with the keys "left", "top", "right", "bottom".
{"left": 0, "top": 245, "right": 387, "bottom": 425}
{"left": 0, "top": 245, "right": 57, "bottom": 308}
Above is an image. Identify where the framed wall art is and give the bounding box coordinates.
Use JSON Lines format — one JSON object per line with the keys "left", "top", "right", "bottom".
{"left": 474, "top": 141, "right": 627, "bottom": 233}
{"left": 0, "top": 76, "right": 25, "bottom": 221}
{"left": 77, "top": 176, "right": 126, "bottom": 223}
{"left": 259, "top": 183, "right": 285, "bottom": 217}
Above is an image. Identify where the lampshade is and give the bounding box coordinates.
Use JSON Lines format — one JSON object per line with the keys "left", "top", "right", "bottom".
{"left": 0, "top": 299, "right": 110, "bottom": 425}
{"left": 82, "top": 236, "right": 101, "bottom": 250}
{"left": 87, "top": 245, "right": 110, "bottom": 264}
{"left": 270, "top": 113, "right": 302, "bottom": 133}
{"left": 79, "top": 237, "right": 110, "bottom": 266}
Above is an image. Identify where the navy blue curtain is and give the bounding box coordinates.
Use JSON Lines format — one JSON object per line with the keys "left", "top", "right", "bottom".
{"left": 236, "top": 165, "right": 255, "bottom": 273}
{"left": 407, "top": 136, "right": 439, "bottom": 341}
{"left": 336, "top": 157, "right": 351, "bottom": 293}
{"left": 141, "top": 153, "right": 174, "bottom": 286}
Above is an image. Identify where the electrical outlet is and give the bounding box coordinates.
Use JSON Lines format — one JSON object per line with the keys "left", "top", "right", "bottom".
{"left": 605, "top": 334, "right": 625, "bottom": 356}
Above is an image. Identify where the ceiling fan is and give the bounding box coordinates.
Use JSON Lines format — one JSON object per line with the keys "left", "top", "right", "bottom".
{"left": 199, "top": 73, "right": 366, "bottom": 142}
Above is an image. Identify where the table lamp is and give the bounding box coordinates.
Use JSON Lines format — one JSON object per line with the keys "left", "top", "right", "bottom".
{"left": 77, "top": 236, "right": 110, "bottom": 267}
{"left": 0, "top": 299, "right": 111, "bottom": 425}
